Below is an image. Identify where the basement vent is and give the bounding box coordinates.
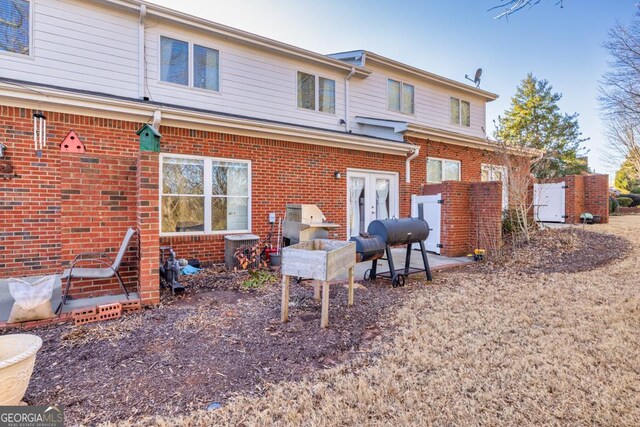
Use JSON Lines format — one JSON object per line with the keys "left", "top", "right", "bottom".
{"left": 224, "top": 234, "right": 260, "bottom": 270}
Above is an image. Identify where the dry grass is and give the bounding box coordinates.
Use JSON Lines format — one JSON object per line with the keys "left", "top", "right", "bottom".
{"left": 118, "top": 217, "right": 640, "bottom": 427}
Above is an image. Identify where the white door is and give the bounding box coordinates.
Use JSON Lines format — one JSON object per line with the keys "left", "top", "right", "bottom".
{"left": 347, "top": 170, "right": 398, "bottom": 238}
{"left": 534, "top": 182, "right": 566, "bottom": 222}
{"left": 411, "top": 194, "right": 442, "bottom": 254}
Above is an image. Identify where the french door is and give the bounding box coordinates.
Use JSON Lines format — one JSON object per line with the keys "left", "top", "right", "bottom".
{"left": 347, "top": 170, "right": 398, "bottom": 238}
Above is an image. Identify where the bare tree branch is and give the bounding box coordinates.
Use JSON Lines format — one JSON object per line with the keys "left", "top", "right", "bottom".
{"left": 490, "top": 0, "right": 564, "bottom": 19}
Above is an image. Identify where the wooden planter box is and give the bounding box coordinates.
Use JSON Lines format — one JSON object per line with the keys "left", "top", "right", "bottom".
{"left": 281, "top": 239, "right": 356, "bottom": 328}
{"left": 282, "top": 239, "right": 355, "bottom": 282}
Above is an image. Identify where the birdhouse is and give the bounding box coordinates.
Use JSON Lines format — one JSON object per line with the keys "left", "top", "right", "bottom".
{"left": 60, "top": 130, "right": 86, "bottom": 153}
{"left": 136, "top": 124, "right": 162, "bottom": 152}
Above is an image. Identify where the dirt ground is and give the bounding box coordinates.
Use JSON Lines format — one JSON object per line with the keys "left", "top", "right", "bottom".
{"left": 4, "top": 221, "right": 636, "bottom": 426}
{"left": 115, "top": 219, "right": 637, "bottom": 427}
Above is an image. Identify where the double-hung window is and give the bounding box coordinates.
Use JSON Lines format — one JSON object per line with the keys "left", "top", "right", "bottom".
{"left": 297, "top": 71, "right": 335, "bottom": 113}
{"left": 0, "top": 0, "right": 31, "bottom": 56}
{"left": 450, "top": 97, "right": 470, "bottom": 126}
{"left": 161, "top": 36, "right": 220, "bottom": 91}
{"left": 161, "top": 155, "right": 250, "bottom": 234}
{"left": 388, "top": 79, "right": 414, "bottom": 114}
{"left": 427, "top": 158, "right": 461, "bottom": 183}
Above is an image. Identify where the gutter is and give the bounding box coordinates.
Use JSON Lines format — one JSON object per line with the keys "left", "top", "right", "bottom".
{"left": 405, "top": 146, "right": 420, "bottom": 183}
{"left": 0, "top": 81, "right": 413, "bottom": 156}
{"left": 345, "top": 67, "right": 356, "bottom": 132}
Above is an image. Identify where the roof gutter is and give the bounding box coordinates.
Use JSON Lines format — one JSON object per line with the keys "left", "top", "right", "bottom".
{"left": 0, "top": 81, "right": 412, "bottom": 156}
{"left": 406, "top": 124, "right": 543, "bottom": 157}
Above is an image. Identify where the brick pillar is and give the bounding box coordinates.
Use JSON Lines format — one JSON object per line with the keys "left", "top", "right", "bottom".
{"left": 136, "top": 152, "right": 160, "bottom": 305}
{"left": 584, "top": 174, "right": 610, "bottom": 223}
{"left": 470, "top": 181, "right": 502, "bottom": 254}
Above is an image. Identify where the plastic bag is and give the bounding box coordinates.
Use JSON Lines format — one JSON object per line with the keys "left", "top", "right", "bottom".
{"left": 7, "top": 275, "right": 56, "bottom": 323}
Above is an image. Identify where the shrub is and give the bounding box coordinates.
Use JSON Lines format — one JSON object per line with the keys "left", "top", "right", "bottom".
{"left": 609, "top": 196, "right": 619, "bottom": 214}
{"left": 241, "top": 270, "right": 277, "bottom": 289}
{"left": 630, "top": 186, "right": 640, "bottom": 195}
{"left": 621, "top": 193, "right": 640, "bottom": 207}
{"left": 617, "top": 197, "right": 633, "bottom": 207}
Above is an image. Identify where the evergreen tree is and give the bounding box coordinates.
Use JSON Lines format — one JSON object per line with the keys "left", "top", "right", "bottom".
{"left": 494, "top": 73, "right": 589, "bottom": 179}
{"left": 614, "top": 157, "right": 640, "bottom": 192}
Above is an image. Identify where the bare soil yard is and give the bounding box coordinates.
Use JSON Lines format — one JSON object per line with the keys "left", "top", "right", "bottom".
{"left": 4, "top": 221, "right": 636, "bottom": 426}
{"left": 121, "top": 219, "right": 637, "bottom": 427}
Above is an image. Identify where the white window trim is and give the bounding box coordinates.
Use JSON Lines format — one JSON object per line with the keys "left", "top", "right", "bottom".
{"left": 0, "top": 0, "right": 34, "bottom": 60}
{"left": 387, "top": 78, "right": 415, "bottom": 115}
{"left": 481, "top": 163, "right": 509, "bottom": 210}
{"left": 157, "top": 34, "right": 222, "bottom": 94}
{"left": 450, "top": 97, "right": 470, "bottom": 127}
{"left": 295, "top": 71, "right": 336, "bottom": 115}
{"left": 426, "top": 157, "right": 462, "bottom": 183}
{"left": 159, "top": 153, "right": 251, "bottom": 237}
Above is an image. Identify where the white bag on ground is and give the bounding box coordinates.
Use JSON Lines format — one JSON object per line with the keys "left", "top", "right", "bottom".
{"left": 7, "top": 275, "right": 56, "bottom": 323}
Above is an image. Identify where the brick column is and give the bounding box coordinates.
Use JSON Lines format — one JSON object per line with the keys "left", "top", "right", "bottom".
{"left": 136, "top": 152, "right": 160, "bottom": 305}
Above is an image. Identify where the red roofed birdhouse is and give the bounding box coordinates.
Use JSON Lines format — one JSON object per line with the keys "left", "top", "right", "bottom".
{"left": 60, "top": 130, "right": 85, "bottom": 153}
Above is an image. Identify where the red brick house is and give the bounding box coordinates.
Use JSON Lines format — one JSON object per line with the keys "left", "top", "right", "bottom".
{"left": 0, "top": 0, "right": 540, "bottom": 305}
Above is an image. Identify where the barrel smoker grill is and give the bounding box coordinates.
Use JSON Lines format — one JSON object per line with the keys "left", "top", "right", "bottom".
{"left": 350, "top": 217, "right": 432, "bottom": 287}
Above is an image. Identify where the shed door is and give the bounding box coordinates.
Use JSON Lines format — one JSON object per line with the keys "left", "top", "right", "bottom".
{"left": 534, "top": 182, "right": 566, "bottom": 223}
{"left": 411, "top": 194, "right": 441, "bottom": 254}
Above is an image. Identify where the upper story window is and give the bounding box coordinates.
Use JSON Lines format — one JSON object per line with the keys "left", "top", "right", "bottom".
{"left": 297, "top": 72, "right": 335, "bottom": 113}
{"left": 160, "top": 36, "right": 220, "bottom": 91}
{"left": 0, "top": 0, "right": 31, "bottom": 56}
{"left": 427, "top": 157, "right": 461, "bottom": 183}
{"left": 161, "top": 155, "right": 250, "bottom": 234}
{"left": 388, "top": 79, "right": 414, "bottom": 114}
{"left": 450, "top": 97, "right": 470, "bottom": 127}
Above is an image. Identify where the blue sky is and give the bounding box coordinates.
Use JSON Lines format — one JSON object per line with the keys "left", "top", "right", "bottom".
{"left": 152, "top": 0, "right": 638, "bottom": 176}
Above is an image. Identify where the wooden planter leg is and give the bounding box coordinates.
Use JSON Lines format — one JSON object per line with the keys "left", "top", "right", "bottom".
{"left": 281, "top": 275, "right": 290, "bottom": 322}
{"left": 313, "top": 280, "right": 320, "bottom": 300}
{"left": 348, "top": 267, "right": 354, "bottom": 307}
{"left": 320, "top": 281, "right": 330, "bottom": 328}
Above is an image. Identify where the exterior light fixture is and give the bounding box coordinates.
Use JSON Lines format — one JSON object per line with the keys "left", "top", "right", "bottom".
{"left": 0, "top": 143, "right": 5, "bottom": 158}
{"left": 334, "top": 171, "right": 341, "bottom": 179}
{"left": 33, "top": 112, "right": 47, "bottom": 157}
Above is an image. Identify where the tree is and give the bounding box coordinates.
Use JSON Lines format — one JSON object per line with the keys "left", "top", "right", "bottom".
{"left": 600, "top": 13, "right": 640, "bottom": 177}
{"left": 490, "top": 0, "right": 564, "bottom": 19}
{"left": 614, "top": 157, "right": 640, "bottom": 192}
{"left": 494, "top": 73, "right": 590, "bottom": 179}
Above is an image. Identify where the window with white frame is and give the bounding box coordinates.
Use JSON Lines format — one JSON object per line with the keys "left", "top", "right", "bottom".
{"left": 481, "top": 164, "right": 508, "bottom": 209}
{"left": 388, "top": 79, "right": 414, "bottom": 114}
{"left": 0, "top": 0, "right": 31, "bottom": 56}
{"left": 427, "top": 158, "right": 461, "bottom": 183}
{"left": 297, "top": 72, "right": 335, "bottom": 113}
{"left": 161, "top": 155, "right": 250, "bottom": 234}
{"left": 160, "top": 36, "right": 220, "bottom": 91}
{"left": 450, "top": 97, "right": 470, "bottom": 127}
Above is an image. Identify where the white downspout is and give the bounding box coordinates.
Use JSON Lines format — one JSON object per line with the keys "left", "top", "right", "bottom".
{"left": 405, "top": 146, "right": 420, "bottom": 183}
{"left": 152, "top": 109, "right": 162, "bottom": 128}
{"left": 345, "top": 67, "right": 355, "bottom": 132}
{"left": 138, "top": 4, "right": 147, "bottom": 99}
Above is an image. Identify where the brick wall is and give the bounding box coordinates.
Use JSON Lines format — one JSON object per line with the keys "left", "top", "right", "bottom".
{"left": 423, "top": 180, "right": 502, "bottom": 257}
{"left": 136, "top": 152, "right": 160, "bottom": 305}
{"left": 584, "top": 174, "right": 609, "bottom": 223}
{"left": 0, "top": 106, "right": 141, "bottom": 299}
{"left": 542, "top": 174, "right": 609, "bottom": 224}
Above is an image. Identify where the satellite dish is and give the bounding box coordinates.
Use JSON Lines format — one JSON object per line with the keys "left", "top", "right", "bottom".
{"left": 465, "top": 68, "right": 483, "bottom": 88}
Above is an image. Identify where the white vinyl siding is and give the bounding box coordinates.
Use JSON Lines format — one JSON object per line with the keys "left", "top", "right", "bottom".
{"left": 427, "top": 158, "right": 461, "bottom": 183}
{"left": 349, "top": 66, "right": 486, "bottom": 138}
{"left": 0, "top": 0, "right": 139, "bottom": 97}
{"left": 144, "top": 22, "right": 345, "bottom": 130}
{"left": 387, "top": 78, "right": 414, "bottom": 114}
{"left": 450, "top": 97, "right": 470, "bottom": 127}
{"left": 161, "top": 154, "right": 251, "bottom": 235}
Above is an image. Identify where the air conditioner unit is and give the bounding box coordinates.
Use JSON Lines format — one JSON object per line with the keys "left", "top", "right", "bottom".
{"left": 224, "top": 234, "right": 260, "bottom": 270}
